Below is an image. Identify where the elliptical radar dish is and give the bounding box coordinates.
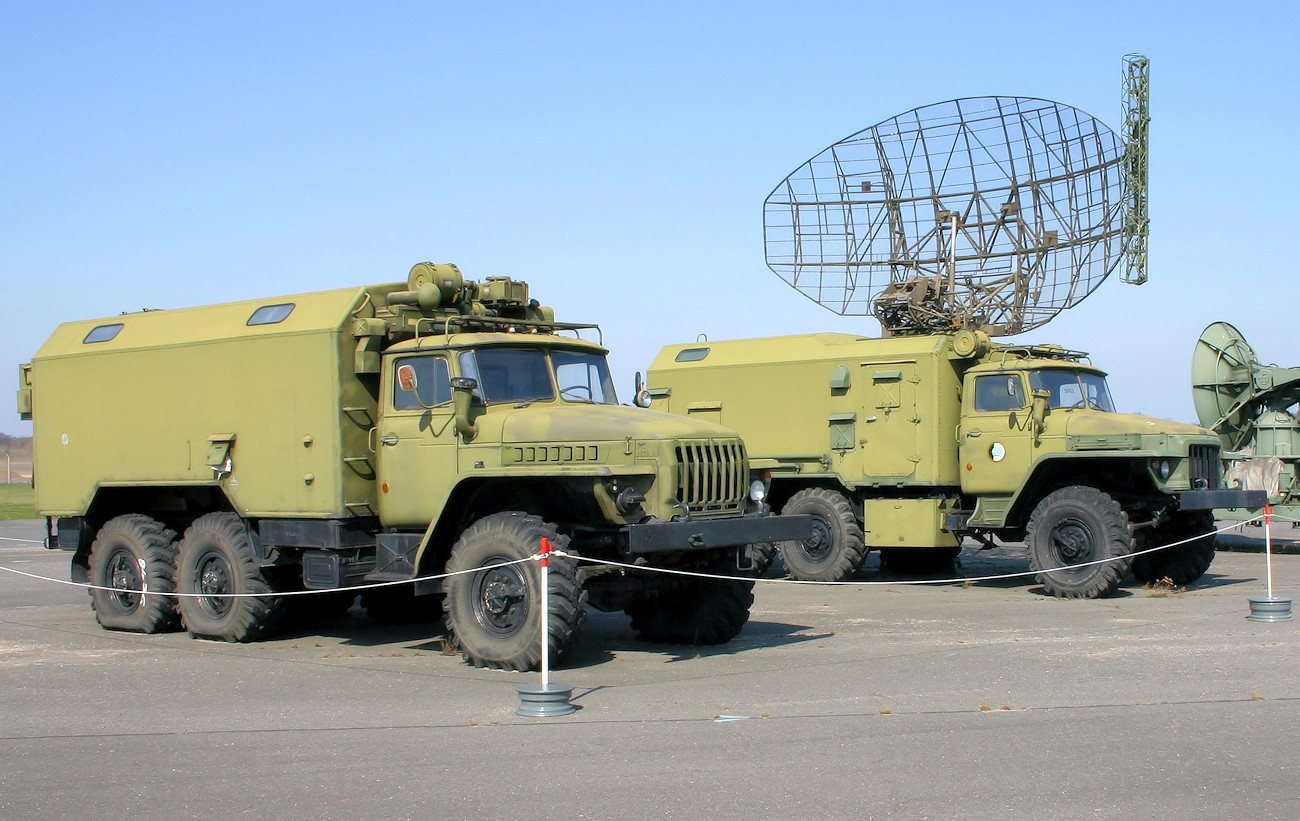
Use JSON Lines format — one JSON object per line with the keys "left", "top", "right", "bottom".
{"left": 763, "top": 62, "right": 1149, "bottom": 337}
{"left": 1192, "top": 321, "right": 1300, "bottom": 452}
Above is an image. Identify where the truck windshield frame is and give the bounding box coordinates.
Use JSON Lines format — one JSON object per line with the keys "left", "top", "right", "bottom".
{"left": 1030, "top": 369, "right": 1116, "bottom": 412}
{"left": 553, "top": 349, "right": 618, "bottom": 405}
{"left": 457, "top": 347, "right": 619, "bottom": 406}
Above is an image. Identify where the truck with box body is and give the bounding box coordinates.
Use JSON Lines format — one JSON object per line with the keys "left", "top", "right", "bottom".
{"left": 646, "top": 329, "right": 1258, "bottom": 597}
{"left": 17, "top": 263, "right": 809, "bottom": 670}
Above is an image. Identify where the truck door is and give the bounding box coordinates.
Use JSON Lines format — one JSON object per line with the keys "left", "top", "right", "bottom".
{"left": 958, "top": 372, "right": 1036, "bottom": 495}
{"left": 861, "top": 362, "right": 920, "bottom": 478}
{"left": 376, "top": 354, "right": 458, "bottom": 527}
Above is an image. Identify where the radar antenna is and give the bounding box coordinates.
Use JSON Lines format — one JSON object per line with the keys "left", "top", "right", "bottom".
{"left": 1192, "top": 322, "right": 1300, "bottom": 453}
{"left": 1121, "top": 54, "right": 1151, "bottom": 285}
{"left": 763, "top": 59, "right": 1147, "bottom": 337}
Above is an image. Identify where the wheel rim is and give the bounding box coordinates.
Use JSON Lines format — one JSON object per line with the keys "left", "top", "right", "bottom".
{"left": 104, "top": 548, "right": 143, "bottom": 614}
{"left": 472, "top": 557, "right": 529, "bottom": 637}
{"left": 797, "top": 516, "right": 834, "bottom": 563}
{"left": 194, "top": 548, "right": 234, "bottom": 619}
{"left": 1048, "top": 517, "right": 1095, "bottom": 566}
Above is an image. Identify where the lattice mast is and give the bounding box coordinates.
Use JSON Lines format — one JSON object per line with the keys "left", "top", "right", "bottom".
{"left": 1121, "top": 54, "right": 1151, "bottom": 285}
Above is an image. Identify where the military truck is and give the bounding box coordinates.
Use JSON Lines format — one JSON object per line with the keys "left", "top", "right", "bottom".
{"left": 17, "top": 262, "right": 809, "bottom": 670}
{"left": 646, "top": 329, "right": 1259, "bottom": 597}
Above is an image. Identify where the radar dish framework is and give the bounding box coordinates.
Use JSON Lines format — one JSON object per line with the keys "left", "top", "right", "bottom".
{"left": 763, "top": 56, "right": 1150, "bottom": 337}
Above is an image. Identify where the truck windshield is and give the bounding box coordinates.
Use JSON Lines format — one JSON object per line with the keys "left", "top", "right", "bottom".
{"left": 553, "top": 350, "right": 618, "bottom": 405}
{"left": 458, "top": 348, "right": 618, "bottom": 405}
{"left": 1030, "top": 369, "right": 1116, "bottom": 412}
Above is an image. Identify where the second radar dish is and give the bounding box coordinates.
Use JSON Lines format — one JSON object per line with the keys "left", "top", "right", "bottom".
{"left": 764, "top": 97, "right": 1125, "bottom": 336}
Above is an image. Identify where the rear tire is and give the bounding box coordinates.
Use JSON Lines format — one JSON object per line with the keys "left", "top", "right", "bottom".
{"left": 1027, "top": 486, "right": 1132, "bottom": 599}
{"left": 176, "top": 512, "right": 283, "bottom": 642}
{"left": 1132, "top": 512, "right": 1216, "bottom": 586}
{"left": 777, "top": 488, "right": 866, "bottom": 582}
{"left": 625, "top": 577, "right": 754, "bottom": 645}
{"left": 442, "top": 512, "right": 586, "bottom": 671}
{"left": 87, "top": 514, "right": 180, "bottom": 633}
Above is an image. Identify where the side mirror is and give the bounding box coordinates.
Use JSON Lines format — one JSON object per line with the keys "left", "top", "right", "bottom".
{"left": 633, "top": 371, "right": 652, "bottom": 408}
{"left": 450, "top": 377, "right": 478, "bottom": 441}
{"left": 397, "top": 363, "right": 419, "bottom": 394}
{"left": 1030, "top": 389, "right": 1049, "bottom": 443}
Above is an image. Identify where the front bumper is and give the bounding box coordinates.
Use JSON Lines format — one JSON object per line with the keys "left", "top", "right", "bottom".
{"left": 1176, "top": 489, "right": 1267, "bottom": 511}
{"left": 623, "top": 513, "right": 813, "bottom": 555}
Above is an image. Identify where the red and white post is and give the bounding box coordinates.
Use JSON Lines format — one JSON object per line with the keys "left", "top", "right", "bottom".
{"left": 515, "top": 536, "right": 576, "bottom": 716}
{"left": 1248, "top": 503, "right": 1293, "bottom": 622}
{"left": 539, "top": 535, "right": 552, "bottom": 690}
{"left": 1264, "top": 504, "right": 1275, "bottom": 601}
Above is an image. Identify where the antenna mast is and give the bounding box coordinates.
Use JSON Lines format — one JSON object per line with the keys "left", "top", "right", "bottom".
{"left": 1121, "top": 54, "right": 1151, "bottom": 285}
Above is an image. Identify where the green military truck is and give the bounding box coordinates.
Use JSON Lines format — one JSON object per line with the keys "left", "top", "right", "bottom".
{"left": 646, "top": 329, "right": 1259, "bottom": 598}
{"left": 17, "top": 262, "right": 808, "bottom": 670}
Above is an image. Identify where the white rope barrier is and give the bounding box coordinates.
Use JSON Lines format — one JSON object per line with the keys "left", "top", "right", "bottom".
{"left": 560, "top": 515, "right": 1267, "bottom": 587}
{"left": 0, "top": 514, "right": 1273, "bottom": 597}
{"left": 0, "top": 555, "right": 534, "bottom": 598}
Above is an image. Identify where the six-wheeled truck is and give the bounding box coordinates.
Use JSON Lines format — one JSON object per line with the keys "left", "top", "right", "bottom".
{"left": 17, "top": 262, "right": 809, "bottom": 669}
{"left": 646, "top": 329, "right": 1262, "bottom": 597}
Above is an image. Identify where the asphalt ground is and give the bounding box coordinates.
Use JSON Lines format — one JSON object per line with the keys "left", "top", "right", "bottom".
{"left": 1, "top": 517, "right": 1296, "bottom": 820}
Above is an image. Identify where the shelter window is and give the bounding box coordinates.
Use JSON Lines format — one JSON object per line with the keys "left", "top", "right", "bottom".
{"left": 247, "top": 303, "right": 295, "bottom": 326}
{"left": 83, "top": 323, "right": 124, "bottom": 344}
{"left": 675, "top": 347, "right": 710, "bottom": 362}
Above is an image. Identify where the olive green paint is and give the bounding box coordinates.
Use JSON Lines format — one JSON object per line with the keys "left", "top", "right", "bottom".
{"left": 649, "top": 330, "right": 1224, "bottom": 548}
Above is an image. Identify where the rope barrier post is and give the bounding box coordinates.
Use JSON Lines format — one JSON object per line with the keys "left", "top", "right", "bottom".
{"left": 1248, "top": 504, "right": 1293, "bottom": 622}
{"left": 516, "top": 536, "right": 576, "bottom": 717}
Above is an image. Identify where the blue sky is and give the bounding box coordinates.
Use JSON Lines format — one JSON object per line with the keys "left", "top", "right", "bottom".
{"left": 3, "top": 1, "right": 1295, "bottom": 436}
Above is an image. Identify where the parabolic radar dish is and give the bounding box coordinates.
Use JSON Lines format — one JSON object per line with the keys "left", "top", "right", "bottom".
{"left": 763, "top": 96, "right": 1127, "bottom": 336}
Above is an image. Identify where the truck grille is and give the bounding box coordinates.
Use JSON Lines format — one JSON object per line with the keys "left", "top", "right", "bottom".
{"left": 1189, "top": 444, "right": 1221, "bottom": 490}
{"left": 675, "top": 440, "right": 746, "bottom": 516}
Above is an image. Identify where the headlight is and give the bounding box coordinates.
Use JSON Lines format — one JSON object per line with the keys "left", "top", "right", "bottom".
{"left": 749, "top": 479, "right": 767, "bottom": 502}
{"left": 1154, "top": 459, "right": 1172, "bottom": 480}
{"left": 614, "top": 485, "right": 646, "bottom": 514}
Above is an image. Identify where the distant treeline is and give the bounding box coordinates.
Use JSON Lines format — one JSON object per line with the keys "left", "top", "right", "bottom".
{"left": 0, "top": 435, "right": 33, "bottom": 454}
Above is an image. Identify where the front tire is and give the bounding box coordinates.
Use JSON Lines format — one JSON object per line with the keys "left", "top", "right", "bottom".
{"left": 625, "top": 577, "right": 754, "bottom": 645}
{"left": 1027, "top": 486, "right": 1133, "bottom": 599}
{"left": 442, "top": 512, "right": 586, "bottom": 671}
{"left": 1132, "top": 511, "right": 1216, "bottom": 586}
{"left": 87, "top": 514, "right": 180, "bottom": 633}
{"left": 777, "top": 488, "right": 866, "bottom": 582}
{"left": 176, "top": 512, "right": 283, "bottom": 642}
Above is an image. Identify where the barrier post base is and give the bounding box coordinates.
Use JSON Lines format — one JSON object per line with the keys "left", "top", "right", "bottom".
{"left": 516, "top": 684, "right": 576, "bottom": 717}
{"left": 1247, "top": 595, "right": 1294, "bottom": 623}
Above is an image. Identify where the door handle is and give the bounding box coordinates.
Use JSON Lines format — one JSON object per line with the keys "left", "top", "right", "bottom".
{"left": 379, "top": 435, "right": 399, "bottom": 446}
{"left": 965, "top": 430, "right": 982, "bottom": 438}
